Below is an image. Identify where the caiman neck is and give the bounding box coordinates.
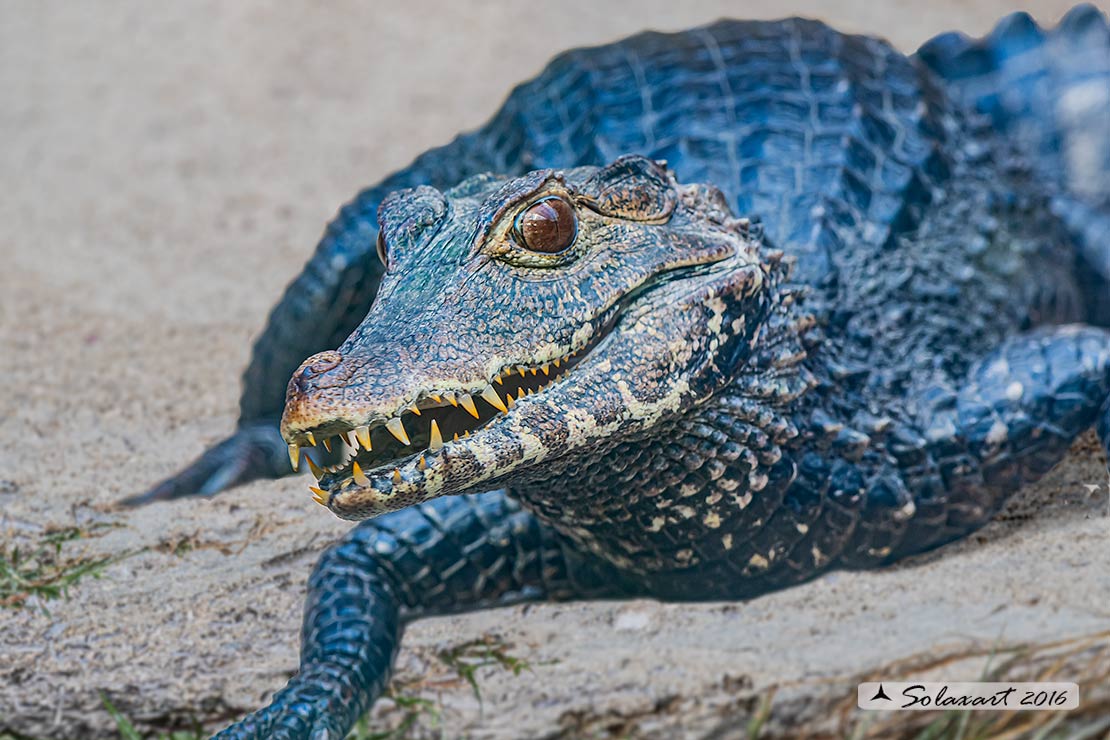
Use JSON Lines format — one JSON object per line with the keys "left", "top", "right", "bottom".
{"left": 510, "top": 248, "right": 818, "bottom": 577}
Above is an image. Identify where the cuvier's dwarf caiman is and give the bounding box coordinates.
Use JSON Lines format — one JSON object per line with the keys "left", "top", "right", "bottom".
{"left": 128, "top": 7, "right": 1110, "bottom": 738}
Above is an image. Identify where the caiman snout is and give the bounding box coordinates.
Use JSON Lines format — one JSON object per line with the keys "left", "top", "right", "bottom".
{"left": 282, "top": 350, "right": 359, "bottom": 439}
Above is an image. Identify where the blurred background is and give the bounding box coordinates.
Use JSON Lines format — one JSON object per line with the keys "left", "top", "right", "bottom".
{"left": 1, "top": 2, "right": 1107, "bottom": 739}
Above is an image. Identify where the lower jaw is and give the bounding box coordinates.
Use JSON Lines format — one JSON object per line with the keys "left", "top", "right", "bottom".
{"left": 299, "top": 309, "right": 625, "bottom": 499}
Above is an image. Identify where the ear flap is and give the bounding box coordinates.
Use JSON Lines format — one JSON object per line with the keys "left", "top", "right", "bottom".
{"left": 583, "top": 155, "right": 676, "bottom": 222}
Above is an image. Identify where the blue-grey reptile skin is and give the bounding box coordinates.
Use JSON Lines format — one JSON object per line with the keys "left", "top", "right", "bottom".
{"left": 127, "top": 7, "right": 1110, "bottom": 738}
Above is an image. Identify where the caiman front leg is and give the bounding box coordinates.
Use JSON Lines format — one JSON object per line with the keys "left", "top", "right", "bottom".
{"left": 215, "top": 490, "right": 630, "bottom": 740}
{"left": 842, "top": 325, "right": 1110, "bottom": 566}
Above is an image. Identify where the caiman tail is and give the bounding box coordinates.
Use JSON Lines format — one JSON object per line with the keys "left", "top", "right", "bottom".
{"left": 918, "top": 5, "right": 1110, "bottom": 290}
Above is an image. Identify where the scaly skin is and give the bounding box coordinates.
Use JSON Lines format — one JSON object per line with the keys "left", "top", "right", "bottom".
{"left": 129, "top": 7, "right": 1110, "bottom": 738}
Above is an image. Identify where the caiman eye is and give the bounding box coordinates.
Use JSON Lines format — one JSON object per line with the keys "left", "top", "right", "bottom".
{"left": 375, "top": 231, "right": 388, "bottom": 268}
{"left": 515, "top": 196, "right": 577, "bottom": 254}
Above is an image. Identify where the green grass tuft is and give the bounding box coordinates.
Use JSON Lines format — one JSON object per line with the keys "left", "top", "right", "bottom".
{"left": 0, "top": 523, "right": 133, "bottom": 613}
{"left": 347, "top": 691, "right": 441, "bottom": 740}
{"left": 101, "top": 694, "right": 206, "bottom": 740}
{"left": 348, "top": 634, "right": 540, "bottom": 738}
{"left": 437, "top": 634, "right": 534, "bottom": 704}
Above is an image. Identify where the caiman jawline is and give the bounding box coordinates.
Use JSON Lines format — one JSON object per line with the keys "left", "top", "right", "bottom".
{"left": 288, "top": 342, "right": 596, "bottom": 506}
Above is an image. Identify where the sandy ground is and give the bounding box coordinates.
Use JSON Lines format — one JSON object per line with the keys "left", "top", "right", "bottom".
{"left": 2, "top": 1, "right": 1110, "bottom": 738}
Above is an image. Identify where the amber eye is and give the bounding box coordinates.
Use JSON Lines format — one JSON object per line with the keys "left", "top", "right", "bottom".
{"left": 515, "top": 196, "right": 577, "bottom": 254}
{"left": 375, "top": 231, "right": 388, "bottom": 268}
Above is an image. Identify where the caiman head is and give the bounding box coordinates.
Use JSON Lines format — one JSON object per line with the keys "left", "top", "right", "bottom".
{"left": 281, "top": 155, "right": 798, "bottom": 520}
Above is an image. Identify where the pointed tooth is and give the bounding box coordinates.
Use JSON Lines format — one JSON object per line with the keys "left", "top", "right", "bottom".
{"left": 506, "top": 394, "right": 516, "bottom": 408}
{"left": 356, "top": 426, "right": 372, "bottom": 450}
{"left": 429, "top": 419, "right": 443, "bottom": 451}
{"left": 288, "top": 443, "right": 300, "bottom": 472}
{"left": 418, "top": 455, "right": 427, "bottom": 471}
{"left": 459, "top": 393, "right": 480, "bottom": 419}
{"left": 309, "top": 486, "right": 328, "bottom": 506}
{"left": 463, "top": 430, "right": 470, "bottom": 438}
{"left": 453, "top": 432, "right": 460, "bottom": 442}
{"left": 305, "top": 431, "right": 316, "bottom": 446}
{"left": 409, "top": 404, "right": 422, "bottom": 416}
{"left": 430, "top": 393, "right": 442, "bottom": 403}
{"left": 446, "top": 392, "right": 458, "bottom": 407}
{"left": 531, "top": 367, "right": 538, "bottom": 376}
{"left": 541, "top": 364, "right": 550, "bottom": 376}
{"left": 517, "top": 387, "right": 527, "bottom": 400}
{"left": 518, "top": 367, "right": 526, "bottom": 378}
{"left": 343, "top": 430, "right": 357, "bottom": 449}
{"left": 305, "top": 453, "right": 323, "bottom": 479}
{"left": 352, "top": 461, "right": 370, "bottom": 487}
{"left": 392, "top": 469, "right": 402, "bottom": 485}
{"left": 321, "top": 437, "right": 333, "bottom": 453}
{"left": 494, "top": 374, "right": 504, "bottom": 386}
{"left": 553, "top": 358, "right": 561, "bottom": 368}
{"left": 386, "top": 417, "right": 411, "bottom": 446}
{"left": 480, "top": 384, "right": 508, "bottom": 413}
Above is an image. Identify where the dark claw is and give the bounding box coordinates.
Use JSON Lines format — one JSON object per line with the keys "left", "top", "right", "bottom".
{"left": 120, "top": 419, "right": 294, "bottom": 506}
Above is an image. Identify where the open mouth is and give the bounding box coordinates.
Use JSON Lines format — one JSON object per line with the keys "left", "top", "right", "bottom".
{"left": 288, "top": 344, "right": 595, "bottom": 505}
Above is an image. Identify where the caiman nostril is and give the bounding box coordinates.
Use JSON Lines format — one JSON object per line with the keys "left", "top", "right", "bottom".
{"left": 302, "top": 350, "right": 342, "bottom": 377}
{"left": 291, "top": 350, "right": 343, "bottom": 394}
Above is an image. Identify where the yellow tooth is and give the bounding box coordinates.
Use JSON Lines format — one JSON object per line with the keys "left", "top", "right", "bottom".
{"left": 446, "top": 392, "right": 458, "bottom": 407}
{"left": 386, "top": 417, "right": 410, "bottom": 445}
{"left": 453, "top": 432, "right": 460, "bottom": 442}
{"left": 531, "top": 367, "right": 538, "bottom": 376}
{"left": 288, "top": 443, "right": 300, "bottom": 472}
{"left": 305, "top": 453, "right": 323, "bottom": 479}
{"left": 506, "top": 394, "right": 516, "bottom": 408}
{"left": 553, "top": 358, "right": 561, "bottom": 368}
{"left": 356, "top": 426, "right": 372, "bottom": 450}
{"left": 309, "top": 486, "right": 328, "bottom": 506}
{"left": 459, "top": 393, "right": 480, "bottom": 419}
{"left": 480, "top": 384, "right": 508, "bottom": 413}
{"left": 392, "top": 469, "right": 402, "bottom": 484}
{"left": 418, "top": 455, "right": 427, "bottom": 470}
{"left": 409, "top": 404, "right": 422, "bottom": 416}
{"left": 352, "top": 461, "right": 370, "bottom": 487}
{"left": 430, "top": 393, "right": 442, "bottom": 403}
{"left": 321, "top": 437, "right": 333, "bottom": 453}
{"left": 463, "top": 430, "right": 470, "bottom": 438}
{"left": 429, "top": 419, "right": 443, "bottom": 451}
{"left": 517, "top": 387, "right": 527, "bottom": 400}
{"left": 305, "top": 432, "right": 316, "bottom": 446}
{"left": 518, "top": 367, "right": 527, "bottom": 378}
{"left": 494, "top": 373, "right": 504, "bottom": 386}
{"left": 541, "top": 364, "right": 550, "bottom": 375}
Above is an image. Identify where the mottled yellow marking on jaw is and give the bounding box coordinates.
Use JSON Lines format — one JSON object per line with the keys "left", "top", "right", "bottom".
{"left": 300, "top": 339, "right": 606, "bottom": 510}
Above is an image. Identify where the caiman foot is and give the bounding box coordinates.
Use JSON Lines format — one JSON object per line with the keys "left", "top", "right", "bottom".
{"left": 121, "top": 419, "right": 306, "bottom": 505}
